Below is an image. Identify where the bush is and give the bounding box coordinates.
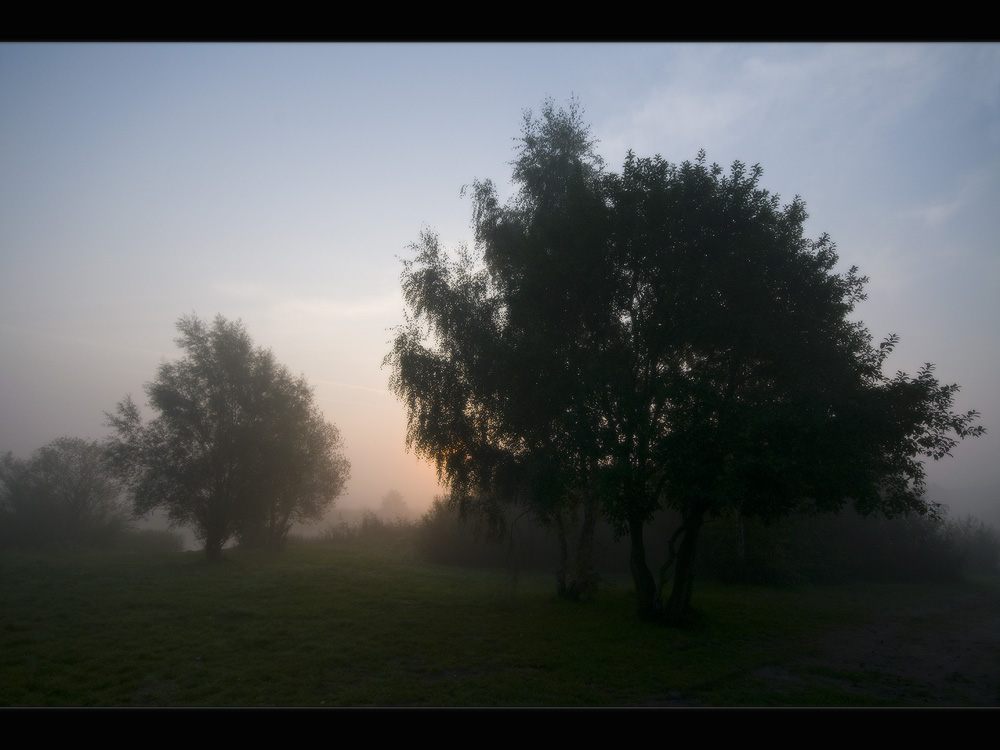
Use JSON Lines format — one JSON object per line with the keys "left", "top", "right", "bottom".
{"left": 321, "top": 510, "right": 417, "bottom": 545}
{"left": 695, "top": 507, "right": 990, "bottom": 586}
{"left": 949, "top": 516, "right": 1000, "bottom": 578}
{"left": 415, "top": 497, "right": 527, "bottom": 568}
{"left": 696, "top": 514, "right": 808, "bottom": 587}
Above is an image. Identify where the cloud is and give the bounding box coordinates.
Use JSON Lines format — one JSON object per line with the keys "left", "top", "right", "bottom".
{"left": 904, "top": 165, "right": 1000, "bottom": 241}
{"left": 0, "top": 323, "right": 171, "bottom": 360}
{"left": 605, "top": 44, "right": 960, "bottom": 167}
{"left": 214, "top": 281, "right": 402, "bottom": 323}
{"left": 917, "top": 200, "right": 962, "bottom": 229}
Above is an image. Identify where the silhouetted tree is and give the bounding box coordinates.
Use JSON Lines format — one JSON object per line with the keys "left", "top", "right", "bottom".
{"left": 0, "top": 437, "right": 129, "bottom": 548}
{"left": 387, "top": 99, "right": 984, "bottom": 624}
{"left": 388, "top": 99, "right": 608, "bottom": 600}
{"left": 106, "top": 314, "right": 350, "bottom": 558}
{"left": 601, "top": 152, "right": 983, "bottom": 622}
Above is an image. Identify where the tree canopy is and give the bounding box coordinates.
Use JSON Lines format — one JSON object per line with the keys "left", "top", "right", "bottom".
{"left": 106, "top": 314, "right": 350, "bottom": 557}
{"left": 387, "top": 99, "right": 984, "bottom": 623}
{"left": 0, "top": 437, "right": 129, "bottom": 549}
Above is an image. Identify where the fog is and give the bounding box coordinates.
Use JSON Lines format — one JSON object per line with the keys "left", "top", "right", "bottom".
{"left": 2, "top": 43, "right": 997, "bottom": 530}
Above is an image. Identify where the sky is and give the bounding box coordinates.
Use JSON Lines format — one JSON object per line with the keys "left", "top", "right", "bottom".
{"left": 1, "top": 43, "right": 998, "bottom": 523}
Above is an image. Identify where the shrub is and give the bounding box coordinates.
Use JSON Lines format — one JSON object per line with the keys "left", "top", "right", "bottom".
{"left": 695, "top": 507, "right": 977, "bottom": 585}
{"left": 415, "top": 498, "right": 511, "bottom": 567}
{"left": 321, "top": 510, "right": 417, "bottom": 545}
{"left": 949, "top": 516, "right": 1000, "bottom": 578}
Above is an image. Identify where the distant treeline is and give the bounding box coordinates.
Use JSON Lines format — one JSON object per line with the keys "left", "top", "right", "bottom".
{"left": 313, "top": 498, "right": 1000, "bottom": 587}
{"left": 4, "top": 434, "right": 996, "bottom": 588}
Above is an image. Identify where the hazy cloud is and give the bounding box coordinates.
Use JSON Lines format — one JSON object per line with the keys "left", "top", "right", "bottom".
{"left": 215, "top": 281, "right": 401, "bottom": 322}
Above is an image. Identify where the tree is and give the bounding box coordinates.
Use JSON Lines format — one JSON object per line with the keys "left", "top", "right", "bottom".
{"left": 106, "top": 314, "right": 350, "bottom": 558}
{"left": 601, "top": 152, "right": 984, "bottom": 622}
{"left": 232, "top": 369, "right": 350, "bottom": 549}
{"left": 388, "top": 99, "right": 984, "bottom": 624}
{"left": 0, "top": 437, "right": 129, "bottom": 548}
{"left": 378, "top": 489, "right": 411, "bottom": 521}
{"left": 389, "top": 99, "right": 611, "bottom": 599}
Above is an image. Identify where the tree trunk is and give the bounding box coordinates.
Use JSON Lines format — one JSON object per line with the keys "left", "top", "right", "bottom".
{"left": 555, "top": 511, "right": 569, "bottom": 599}
{"left": 203, "top": 513, "right": 228, "bottom": 560}
{"left": 204, "top": 532, "right": 224, "bottom": 560}
{"left": 572, "top": 493, "right": 599, "bottom": 598}
{"left": 736, "top": 510, "right": 746, "bottom": 569}
{"left": 628, "top": 513, "right": 657, "bottom": 620}
{"left": 663, "top": 510, "right": 704, "bottom": 625}
{"left": 266, "top": 508, "right": 292, "bottom": 549}
{"left": 553, "top": 493, "right": 599, "bottom": 601}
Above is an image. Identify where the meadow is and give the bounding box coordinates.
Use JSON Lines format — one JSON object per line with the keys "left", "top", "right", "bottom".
{"left": 2, "top": 535, "right": 998, "bottom": 707}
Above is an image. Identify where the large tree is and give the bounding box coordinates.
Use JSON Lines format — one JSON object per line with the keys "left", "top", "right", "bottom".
{"left": 0, "top": 437, "right": 129, "bottom": 549}
{"left": 106, "top": 314, "right": 350, "bottom": 557}
{"left": 388, "top": 100, "right": 984, "bottom": 623}
{"left": 389, "top": 100, "right": 612, "bottom": 599}
{"left": 600, "top": 151, "right": 983, "bottom": 621}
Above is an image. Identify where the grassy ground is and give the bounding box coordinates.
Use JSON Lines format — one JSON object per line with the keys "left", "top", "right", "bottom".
{"left": 1, "top": 539, "right": 997, "bottom": 706}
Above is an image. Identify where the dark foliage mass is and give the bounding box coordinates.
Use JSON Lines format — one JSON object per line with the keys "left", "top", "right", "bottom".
{"left": 106, "top": 314, "right": 350, "bottom": 558}
{"left": 0, "top": 437, "right": 130, "bottom": 549}
{"left": 414, "top": 496, "right": 534, "bottom": 569}
{"left": 321, "top": 509, "right": 415, "bottom": 545}
{"left": 387, "top": 98, "right": 985, "bottom": 624}
{"left": 408, "top": 500, "right": 1000, "bottom": 586}
{"left": 696, "top": 508, "right": 1000, "bottom": 585}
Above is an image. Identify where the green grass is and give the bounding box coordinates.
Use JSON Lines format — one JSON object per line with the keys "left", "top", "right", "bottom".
{"left": 0, "top": 541, "right": 994, "bottom": 706}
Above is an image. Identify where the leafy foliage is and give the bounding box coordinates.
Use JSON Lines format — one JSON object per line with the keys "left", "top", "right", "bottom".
{"left": 0, "top": 437, "right": 130, "bottom": 549}
{"left": 106, "top": 314, "right": 350, "bottom": 557}
{"left": 696, "top": 508, "right": 1000, "bottom": 586}
{"left": 389, "top": 99, "right": 613, "bottom": 599}
{"left": 699, "top": 511, "right": 930, "bottom": 585}
{"left": 948, "top": 515, "right": 1000, "bottom": 578}
{"left": 388, "top": 99, "right": 984, "bottom": 624}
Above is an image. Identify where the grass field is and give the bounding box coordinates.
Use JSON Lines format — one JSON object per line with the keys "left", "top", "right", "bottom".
{"left": 2, "top": 538, "right": 997, "bottom": 706}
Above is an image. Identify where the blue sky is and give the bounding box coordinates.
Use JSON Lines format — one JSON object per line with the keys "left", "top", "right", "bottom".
{"left": 1, "top": 43, "right": 997, "bottom": 519}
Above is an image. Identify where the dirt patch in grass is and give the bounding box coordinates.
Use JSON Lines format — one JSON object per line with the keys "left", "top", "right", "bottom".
{"left": 755, "top": 584, "right": 1000, "bottom": 706}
